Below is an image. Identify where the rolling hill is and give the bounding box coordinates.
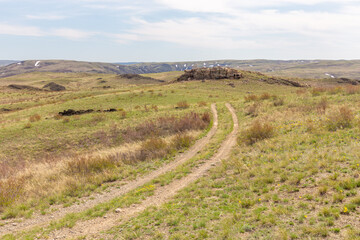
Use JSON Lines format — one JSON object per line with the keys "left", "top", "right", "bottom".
{"left": 1, "top": 59, "right": 360, "bottom": 80}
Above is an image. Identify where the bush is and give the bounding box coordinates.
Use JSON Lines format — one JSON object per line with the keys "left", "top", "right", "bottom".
{"left": 176, "top": 101, "right": 190, "bottom": 109}
{"left": 326, "top": 106, "right": 354, "bottom": 131}
{"left": 240, "top": 120, "right": 274, "bottom": 145}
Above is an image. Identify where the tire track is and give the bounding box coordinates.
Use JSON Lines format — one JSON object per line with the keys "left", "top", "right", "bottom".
{"left": 0, "top": 104, "right": 218, "bottom": 237}
{"left": 47, "top": 103, "right": 238, "bottom": 240}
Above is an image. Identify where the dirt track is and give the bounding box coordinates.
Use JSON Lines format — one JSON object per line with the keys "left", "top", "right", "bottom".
{"left": 0, "top": 104, "right": 218, "bottom": 237}
{"left": 46, "top": 103, "right": 238, "bottom": 239}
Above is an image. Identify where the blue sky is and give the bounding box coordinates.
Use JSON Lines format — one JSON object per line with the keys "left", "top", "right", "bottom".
{"left": 0, "top": 0, "right": 360, "bottom": 62}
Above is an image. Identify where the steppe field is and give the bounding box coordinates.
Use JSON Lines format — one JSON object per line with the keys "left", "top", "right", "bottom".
{"left": 0, "top": 70, "right": 360, "bottom": 240}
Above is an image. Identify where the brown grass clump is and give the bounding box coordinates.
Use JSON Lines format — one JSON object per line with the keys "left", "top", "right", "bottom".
{"left": 29, "top": 114, "right": 41, "bottom": 122}
{"left": 273, "top": 98, "right": 284, "bottom": 107}
{"left": 316, "top": 97, "right": 328, "bottom": 114}
{"left": 296, "top": 89, "right": 307, "bottom": 95}
{"left": 344, "top": 85, "right": 360, "bottom": 95}
{"left": 138, "top": 137, "right": 169, "bottom": 161}
{"left": 62, "top": 117, "right": 70, "bottom": 123}
{"left": 328, "top": 86, "right": 343, "bottom": 95}
{"left": 120, "top": 110, "right": 127, "bottom": 119}
{"left": 244, "top": 94, "right": 258, "bottom": 102}
{"left": 121, "top": 112, "right": 210, "bottom": 143}
{"left": 240, "top": 120, "right": 274, "bottom": 145}
{"left": 0, "top": 177, "right": 25, "bottom": 208}
{"left": 245, "top": 103, "right": 260, "bottom": 117}
{"left": 66, "top": 156, "right": 117, "bottom": 175}
{"left": 172, "top": 134, "right": 194, "bottom": 150}
{"left": 24, "top": 122, "right": 32, "bottom": 129}
{"left": 326, "top": 106, "right": 354, "bottom": 131}
{"left": 54, "top": 114, "right": 63, "bottom": 120}
{"left": 176, "top": 101, "right": 190, "bottom": 109}
{"left": 152, "top": 105, "right": 159, "bottom": 112}
{"left": 198, "top": 101, "right": 207, "bottom": 107}
{"left": 311, "top": 87, "right": 327, "bottom": 96}
{"left": 259, "top": 92, "right": 271, "bottom": 100}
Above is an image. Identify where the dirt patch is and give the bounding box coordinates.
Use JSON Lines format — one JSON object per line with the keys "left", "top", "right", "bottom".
{"left": 42, "top": 82, "right": 66, "bottom": 91}
{"left": 8, "top": 84, "right": 43, "bottom": 91}
{"left": 176, "top": 67, "right": 242, "bottom": 81}
{"left": 58, "top": 108, "right": 117, "bottom": 116}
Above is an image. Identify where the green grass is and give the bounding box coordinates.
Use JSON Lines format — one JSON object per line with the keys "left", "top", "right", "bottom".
{"left": 2, "top": 70, "right": 360, "bottom": 239}
{"left": 102, "top": 84, "right": 360, "bottom": 240}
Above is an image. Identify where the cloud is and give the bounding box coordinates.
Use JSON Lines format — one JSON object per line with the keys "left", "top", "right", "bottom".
{"left": 26, "top": 14, "right": 67, "bottom": 20}
{"left": 51, "top": 28, "right": 95, "bottom": 40}
{"left": 0, "top": 23, "right": 94, "bottom": 40}
{"left": 155, "top": 0, "right": 360, "bottom": 12}
{"left": 0, "top": 23, "right": 44, "bottom": 36}
{"left": 119, "top": 6, "right": 360, "bottom": 52}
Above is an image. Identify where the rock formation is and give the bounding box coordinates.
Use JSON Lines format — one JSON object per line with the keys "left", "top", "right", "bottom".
{"left": 176, "top": 67, "right": 242, "bottom": 81}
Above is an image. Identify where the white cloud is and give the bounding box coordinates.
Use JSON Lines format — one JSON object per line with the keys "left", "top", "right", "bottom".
{"left": 26, "top": 14, "right": 67, "bottom": 20}
{"left": 0, "top": 23, "right": 94, "bottom": 40}
{"left": 51, "top": 28, "right": 94, "bottom": 40}
{"left": 156, "top": 0, "right": 360, "bottom": 12}
{"left": 0, "top": 23, "right": 44, "bottom": 36}
{"left": 120, "top": 7, "right": 360, "bottom": 51}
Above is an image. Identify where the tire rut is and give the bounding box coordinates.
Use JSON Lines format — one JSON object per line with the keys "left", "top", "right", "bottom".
{"left": 0, "top": 104, "right": 218, "bottom": 237}
{"left": 47, "top": 103, "right": 238, "bottom": 240}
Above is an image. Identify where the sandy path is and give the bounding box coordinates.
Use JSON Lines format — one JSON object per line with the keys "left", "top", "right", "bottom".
{"left": 0, "top": 104, "right": 218, "bottom": 237}
{"left": 47, "top": 103, "right": 238, "bottom": 240}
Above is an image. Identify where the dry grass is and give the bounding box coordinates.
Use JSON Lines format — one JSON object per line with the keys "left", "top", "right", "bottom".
{"left": 198, "top": 101, "right": 207, "bottom": 107}
{"left": 176, "top": 101, "right": 190, "bottom": 109}
{"left": 29, "top": 114, "right": 41, "bottom": 122}
{"left": 0, "top": 177, "right": 25, "bottom": 208}
{"left": 240, "top": 120, "right": 274, "bottom": 145}
{"left": 326, "top": 106, "right": 354, "bottom": 131}
{"left": 244, "top": 94, "right": 258, "bottom": 102}
{"left": 245, "top": 103, "right": 260, "bottom": 117}
{"left": 317, "top": 97, "right": 328, "bottom": 114}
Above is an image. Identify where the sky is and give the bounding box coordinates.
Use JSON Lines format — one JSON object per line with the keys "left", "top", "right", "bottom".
{"left": 0, "top": 0, "right": 360, "bottom": 62}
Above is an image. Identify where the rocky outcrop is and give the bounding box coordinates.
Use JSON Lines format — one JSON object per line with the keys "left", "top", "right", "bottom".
{"left": 43, "top": 82, "right": 66, "bottom": 91}
{"left": 176, "top": 67, "right": 242, "bottom": 81}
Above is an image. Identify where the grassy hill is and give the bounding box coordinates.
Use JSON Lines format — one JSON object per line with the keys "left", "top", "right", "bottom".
{"left": 2, "top": 59, "right": 360, "bottom": 80}
{"left": 0, "top": 70, "right": 360, "bottom": 239}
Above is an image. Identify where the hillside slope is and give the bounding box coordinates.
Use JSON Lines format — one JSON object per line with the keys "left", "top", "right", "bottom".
{"left": 1, "top": 59, "right": 360, "bottom": 80}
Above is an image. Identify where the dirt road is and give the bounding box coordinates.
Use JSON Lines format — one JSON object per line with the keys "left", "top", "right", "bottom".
{"left": 46, "top": 103, "right": 238, "bottom": 239}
